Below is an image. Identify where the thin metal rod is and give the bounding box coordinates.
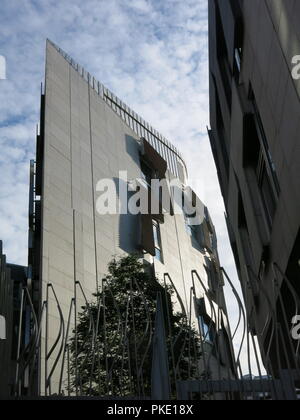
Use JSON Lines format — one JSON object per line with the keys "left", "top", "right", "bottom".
{"left": 15, "top": 288, "right": 25, "bottom": 396}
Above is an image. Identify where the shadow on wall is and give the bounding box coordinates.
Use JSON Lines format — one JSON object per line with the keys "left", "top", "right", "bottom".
{"left": 113, "top": 178, "right": 141, "bottom": 254}
{"left": 111, "top": 135, "right": 142, "bottom": 254}
{"left": 125, "top": 134, "right": 141, "bottom": 167}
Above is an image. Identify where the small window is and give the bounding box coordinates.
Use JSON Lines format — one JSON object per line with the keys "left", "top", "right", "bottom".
{"left": 243, "top": 87, "right": 280, "bottom": 230}
{"left": 184, "top": 210, "right": 201, "bottom": 248}
{"left": 257, "top": 160, "right": 277, "bottom": 228}
{"left": 153, "top": 220, "right": 163, "bottom": 263}
{"left": 199, "top": 315, "right": 214, "bottom": 344}
{"left": 215, "top": 1, "right": 232, "bottom": 110}
{"left": 234, "top": 47, "right": 242, "bottom": 73}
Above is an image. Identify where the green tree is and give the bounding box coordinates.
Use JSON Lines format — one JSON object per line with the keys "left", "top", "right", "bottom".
{"left": 68, "top": 254, "right": 200, "bottom": 397}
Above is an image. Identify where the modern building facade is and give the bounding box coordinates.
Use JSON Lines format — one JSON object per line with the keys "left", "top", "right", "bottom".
{"left": 208, "top": 0, "right": 300, "bottom": 374}
{"left": 12, "top": 40, "right": 237, "bottom": 397}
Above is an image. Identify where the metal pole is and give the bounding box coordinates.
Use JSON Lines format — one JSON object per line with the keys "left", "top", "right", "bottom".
{"left": 15, "top": 288, "right": 25, "bottom": 396}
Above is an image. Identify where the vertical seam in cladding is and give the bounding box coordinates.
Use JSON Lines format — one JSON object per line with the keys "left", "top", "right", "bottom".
{"left": 72, "top": 209, "right": 79, "bottom": 396}
{"left": 169, "top": 172, "right": 189, "bottom": 313}
{"left": 69, "top": 66, "right": 73, "bottom": 209}
{"left": 88, "top": 78, "right": 99, "bottom": 291}
{"left": 70, "top": 67, "right": 77, "bottom": 349}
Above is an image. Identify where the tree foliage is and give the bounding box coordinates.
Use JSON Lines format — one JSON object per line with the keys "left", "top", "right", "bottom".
{"left": 68, "top": 254, "right": 200, "bottom": 397}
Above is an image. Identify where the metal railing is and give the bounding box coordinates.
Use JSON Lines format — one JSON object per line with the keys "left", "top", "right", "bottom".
{"left": 11, "top": 263, "right": 300, "bottom": 400}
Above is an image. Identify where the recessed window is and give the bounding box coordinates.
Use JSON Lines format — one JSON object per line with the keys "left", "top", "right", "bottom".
{"left": 244, "top": 86, "right": 280, "bottom": 229}
{"left": 234, "top": 47, "right": 242, "bottom": 73}
{"left": 238, "top": 188, "right": 254, "bottom": 267}
{"left": 215, "top": 1, "right": 232, "bottom": 109}
{"left": 234, "top": 16, "right": 244, "bottom": 79}
{"left": 153, "top": 220, "right": 163, "bottom": 263}
{"left": 257, "top": 160, "right": 277, "bottom": 228}
{"left": 184, "top": 212, "right": 198, "bottom": 240}
{"left": 199, "top": 315, "right": 214, "bottom": 344}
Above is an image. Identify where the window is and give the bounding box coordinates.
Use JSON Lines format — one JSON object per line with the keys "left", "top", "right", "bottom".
{"left": 199, "top": 315, "right": 214, "bottom": 344}
{"left": 257, "top": 155, "right": 277, "bottom": 228}
{"left": 184, "top": 212, "right": 198, "bottom": 239}
{"left": 215, "top": 1, "right": 232, "bottom": 109}
{"left": 234, "top": 16, "right": 244, "bottom": 79}
{"left": 153, "top": 220, "right": 163, "bottom": 263}
{"left": 244, "top": 87, "right": 280, "bottom": 229}
{"left": 249, "top": 87, "right": 280, "bottom": 187}
{"left": 234, "top": 47, "right": 242, "bottom": 73}
{"left": 238, "top": 189, "right": 254, "bottom": 267}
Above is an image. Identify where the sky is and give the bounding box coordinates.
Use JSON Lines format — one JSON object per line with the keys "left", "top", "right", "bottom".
{"left": 0, "top": 0, "right": 261, "bottom": 374}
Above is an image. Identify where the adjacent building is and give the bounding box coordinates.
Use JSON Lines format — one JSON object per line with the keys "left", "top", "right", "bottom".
{"left": 14, "top": 40, "right": 236, "bottom": 397}
{"left": 0, "top": 242, "right": 27, "bottom": 398}
{"left": 208, "top": 0, "right": 300, "bottom": 374}
{"left": 0, "top": 242, "right": 13, "bottom": 398}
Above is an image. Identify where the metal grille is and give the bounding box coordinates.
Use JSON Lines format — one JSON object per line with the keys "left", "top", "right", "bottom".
{"left": 12, "top": 262, "right": 300, "bottom": 400}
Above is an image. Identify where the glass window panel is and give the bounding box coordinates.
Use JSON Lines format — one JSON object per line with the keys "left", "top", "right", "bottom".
{"left": 199, "top": 316, "right": 213, "bottom": 343}
{"left": 155, "top": 248, "right": 163, "bottom": 263}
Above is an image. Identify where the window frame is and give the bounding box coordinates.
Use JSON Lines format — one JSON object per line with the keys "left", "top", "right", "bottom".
{"left": 199, "top": 315, "right": 214, "bottom": 344}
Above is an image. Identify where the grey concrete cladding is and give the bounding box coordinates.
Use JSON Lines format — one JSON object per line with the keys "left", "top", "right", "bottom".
{"left": 47, "top": 39, "right": 187, "bottom": 179}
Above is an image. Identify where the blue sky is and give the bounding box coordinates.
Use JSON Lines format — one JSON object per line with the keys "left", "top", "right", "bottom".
{"left": 0, "top": 0, "right": 217, "bottom": 261}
